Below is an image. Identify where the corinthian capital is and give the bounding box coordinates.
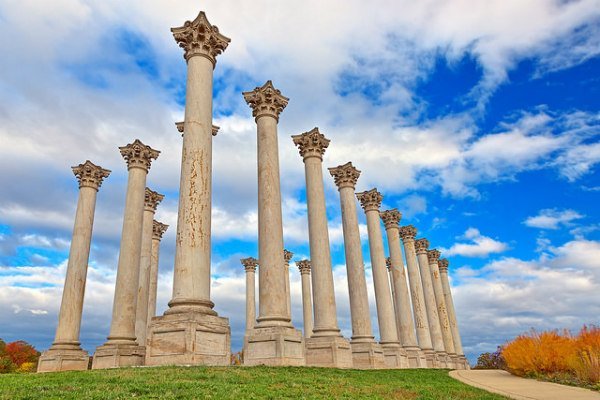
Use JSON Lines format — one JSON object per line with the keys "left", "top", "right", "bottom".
{"left": 415, "top": 238, "right": 430, "bottom": 254}
{"left": 144, "top": 188, "right": 165, "bottom": 212}
{"left": 328, "top": 162, "right": 361, "bottom": 190}
{"left": 175, "top": 122, "right": 220, "bottom": 137}
{"left": 427, "top": 249, "right": 441, "bottom": 263}
{"left": 72, "top": 160, "right": 111, "bottom": 190}
{"left": 291, "top": 127, "right": 330, "bottom": 160}
{"left": 296, "top": 259, "right": 311, "bottom": 274}
{"left": 241, "top": 257, "right": 259, "bottom": 272}
{"left": 356, "top": 189, "right": 383, "bottom": 212}
{"left": 283, "top": 249, "right": 293, "bottom": 266}
{"left": 171, "top": 11, "right": 230, "bottom": 65}
{"left": 438, "top": 258, "right": 449, "bottom": 272}
{"left": 152, "top": 220, "right": 169, "bottom": 240}
{"left": 243, "top": 80, "right": 289, "bottom": 122}
{"left": 119, "top": 139, "right": 160, "bottom": 172}
{"left": 380, "top": 209, "right": 402, "bottom": 230}
{"left": 399, "top": 225, "right": 417, "bottom": 241}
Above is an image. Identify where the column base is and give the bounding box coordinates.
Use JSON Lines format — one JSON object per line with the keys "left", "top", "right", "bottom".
{"left": 349, "top": 340, "right": 386, "bottom": 369}
{"left": 145, "top": 311, "right": 231, "bottom": 366}
{"left": 37, "top": 345, "right": 89, "bottom": 373}
{"left": 404, "top": 346, "right": 427, "bottom": 368}
{"left": 436, "top": 351, "right": 451, "bottom": 368}
{"left": 243, "top": 325, "right": 305, "bottom": 366}
{"left": 381, "top": 343, "right": 409, "bottom": 368}
{"left": 305, "top": 335, "right": 353, "bottom": 368}
{"left": 459, "top": 355, "right": 470, "bottom": 369}
{"left": 92, "top": 343, "right": 145, "bottom": 369}
{"left": 423, "top": 349, "right": 436, "bottom": 368}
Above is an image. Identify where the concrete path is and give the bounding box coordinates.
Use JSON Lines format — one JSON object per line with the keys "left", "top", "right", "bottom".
{"left": 450, "top": 369, "right": 600, "bottom": 400}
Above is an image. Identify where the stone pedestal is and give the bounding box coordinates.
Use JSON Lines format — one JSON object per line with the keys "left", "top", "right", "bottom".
{"left": 38, "top": 161, "right": 110, "bottom": 373}
{"left": 348, "top": 341, "right": 386, "bottom": 369}
{"left": 242, "top": 81, "right": 304, "bottom": 366}
{"left": 145, "top": 12, "right": 232, "bottom": 367}
{"left": 293, "top": 128, "right": 352, "bottom": 369}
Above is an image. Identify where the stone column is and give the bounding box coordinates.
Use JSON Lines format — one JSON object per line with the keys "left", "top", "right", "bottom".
{"left": 135, "top": 188, "right": 164, "bottom": 348}
{"left": 292, "top": 128, "right": 352, "bottom": 368}
{"left": 428, "top": 250, "right": 457, "bottom": 368}
{"left": 284, "top": 249, "right": 293, "bottom": 321}
{"left": 357, "top": 189, "right": 407, "bottom": 368}
{"left": 146, "top": 11, "right": 231, "bottom": 367}
{"left": 415, "top": 238, "right": 447, "bottom": 367}
{"left": 296, "top": 260, "right": 313, "bottom": 339}
{"left": 242, "top": 80, "right": 304, "bottom": 366}
{"left": 38, "top": 161, "right": 110, "bottom": 373}
{"left": 381, "top": 210, "right": 424, "bottom": 368}
{"left": 439, "top": 258, "right": 469, "bottom": 369}
{"left": 93, "top": 140, "right": 159, "bottom": 369}
{"left": 399, "top": 225, "right": 435, "bottom": 367}
{"left": 329, "top": 163, "right": 385, "bottom": 369}
{"left": 241, "top": 257, "right": 258, "bottom": 333}
{"left": 146, "top": 221, "right": 168, "bottom": 328}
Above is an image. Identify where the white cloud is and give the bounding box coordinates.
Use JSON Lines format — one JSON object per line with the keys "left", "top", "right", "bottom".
{"left": 524, "top": 208, "right": 584, "bottom": 230}
{"left": 443, "top": 228, "right": 509, "bottom": 257}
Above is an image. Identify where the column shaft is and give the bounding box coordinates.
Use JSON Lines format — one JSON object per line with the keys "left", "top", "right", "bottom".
{"left": 416, "top": 247, "right": 445, "bottom": 354}
{"left": 428, "top": 253, "right": 456, "bottom": 356}
{"left": 246, "top": 269, "right": 256, "bottom": 331}
{"left": 298, "top": 262, "right": 314, "bottom": 338}
{"left": 135, "top": 206, "right": 155, "bottom": 346}
{"left": 146, "top": 236, "right": 160, "bottom": 324}
{"left": 440, "top": 262, "right": 465, "bottom": 356}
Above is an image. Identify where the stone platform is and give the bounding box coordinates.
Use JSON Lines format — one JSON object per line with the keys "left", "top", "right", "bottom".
{"left": 349, "top": 340, "right": 386, "bottom": 369}
{"left": 305, "top": 335, "right": 353, "bottom": 368}
{"left": 244, "top": 325, "right": 305, "bottom": 366}
{"left": 92, "top": 342, "right": 145, "bottom": 369}
{"left": 37, "top": 345, "right": 89, "bottom": 373}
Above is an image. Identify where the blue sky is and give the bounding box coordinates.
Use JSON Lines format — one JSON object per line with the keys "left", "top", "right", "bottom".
{"left": 0, "top": 0, "right": 599, "bottom": 364}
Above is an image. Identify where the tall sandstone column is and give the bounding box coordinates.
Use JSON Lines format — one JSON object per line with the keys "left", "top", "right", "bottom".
{"left": 399, "top": 225, "right": 435, "bottom": 367}
{"left": 415, "top": 238, "right": 448, "bottom": 367}
{"left": 38, "top": 161, "right": 110, "bottom": 373}
{"left": 357, "top": 189, "right": 407, "bottom": 368}
{"left": 427, "top": 250, "right": 457, "bottom": 368}
{"left": 146, "top": 11, "right": 231, "bottom": 367}
{"left": 329, "top": 163, "right": 385, "bottom": 369}
{"left": 243, "top": 80, "right": 305, "bottom": 366}
{"left": 241, "top": 257, "right": 258, "bottom": 354}
{"left": 135, "top": 188, "right": 164, "bottom": 348}
{"left": 292, "top": 128, "right": 352, "bottom": 368}
{"left": 381, "top": 210, "right": 425, "bottom": 368}
{"left": 439, "top": 258, "right": 469, "bottom": 369}
{"left": 284, "top": 249, "right": 293, "bottom": 321}
{"left": 146, "top": 221, "right": 168, "bottom": 329}
{"left": 93, "top": 140, "right": 159, "bottom": 369}
{"left": 296, "top": 260, "right": 314, "bottom": 339}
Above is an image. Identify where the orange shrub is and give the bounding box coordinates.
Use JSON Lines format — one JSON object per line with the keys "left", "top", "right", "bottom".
{"left": 570, "top": 326, "right": 600, "bottom": 384}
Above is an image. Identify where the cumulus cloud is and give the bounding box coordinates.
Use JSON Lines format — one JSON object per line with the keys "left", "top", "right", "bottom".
{"left": 524, "top": 208, "right": 584, "bottom": 230}
{"left": 443, "top": 228, "right": 509, "bottom": 257}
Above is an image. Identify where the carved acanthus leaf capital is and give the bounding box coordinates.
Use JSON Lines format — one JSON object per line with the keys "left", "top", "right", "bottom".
{"left": 438, "top": 258, "right": 449, "bottom": 272}
{"left": 72, "top": 160, "right": 111, "bottom": 190}
{"left": 415, "top": 238, "right": 430, "bottom": 254}
{"left": 427, "top": 249, "right": 441, "bottom": 263}
{"left": 283, "top": 249, "right": 293, "bottom": 265}
{"left": 328, "top": 162, "right": 361, "bottom": 190}
{"left": 152, "top": 220, "right": 169, "bottom": 240}
{"left": 243, "top": 80, "right": 289, "bottom": 122}
{"left": 296, "top": 259, "right": 311, "bottom": 274}
{"left": 399, "top": 225, "right": 417, "bottom": 241}
{"left": 356, "top": 189, "right": 383, "bottom": 212}
{"left": 171, "top": 11, "right": 230, "bottom": 65}
{"left": 241, "top": 256, "right": 259, "bottom": 272}
{"left": 385, "top": 257, "right": 392, "bottom": 270}
{"left": 119, "top": 139, "right": 160, "bottom": 172}
{"left": 291, "top": 127, "right": 330, "bottom": 161}
{"left": 380, "top": 209, "right": 402, "bottom": 230}
{"left": 145, "top": 188, "right": 165, "bottom": 212}
{"left": 175, "top": 122, "right": 220, "bottom": 137}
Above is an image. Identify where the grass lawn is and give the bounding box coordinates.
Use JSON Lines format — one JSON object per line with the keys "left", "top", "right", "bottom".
{"left": 0, "top": 366, "right": 507, "bottom": 399}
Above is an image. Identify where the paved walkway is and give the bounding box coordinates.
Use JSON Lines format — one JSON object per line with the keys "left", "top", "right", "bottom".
{"left": 450, "top": 369, "right": 600, "bottom": 400}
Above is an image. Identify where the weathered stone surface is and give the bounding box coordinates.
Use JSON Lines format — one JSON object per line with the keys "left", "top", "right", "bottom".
{"left": 297, "top": 260, "right": 313, "bottom": 338}
{"left": 244, "top": 326, "right": 305, "bottom": 366}
{"left": 305, "top": 336, "right": 353, "bottom": 369}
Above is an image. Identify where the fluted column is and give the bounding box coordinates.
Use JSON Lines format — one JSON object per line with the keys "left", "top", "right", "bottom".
{"left": 439, "top": 258, "right": 468, "bottom": 369}
{"left": 241, "top": 257, "right": 258, "bottom": 332}
{"left": 93, "top": 140, "right": 159, "bottom": 369}
{"left": 329, "top": 163, "right": 385, "bottom": 369}
{"left": 38, "top": 161, "right": 110, "bottom": 373}
{"left": 415, "top": 238, "right": 447, "bottom": 367}
{"left": 292, "top": 128, "right": 351, "bottom": 368}
{"left": 167, "top": 12, "right": 230, "bottom": 316}
{"left": 357, "top": 189, "right": 406, "bottom": 368}
{"left": 297, "top": 260, "right": 313, "bottom": 339}
{"left": 399, "top": 225, "right": 435, "bottom": 367}
{"left": 284, "top": 249, "right": 293, "bottom": 320}
{"left": 427, "top": 250, "right": 456, "bottom": 367}
{"left": 135, "top": 189, "right": 164, "bottom": 347}
{"left": 243, "top": 81, "right": 304, "bottom": 366}
{"left": 147, "top": 221, "right": 168, "bottom": 327}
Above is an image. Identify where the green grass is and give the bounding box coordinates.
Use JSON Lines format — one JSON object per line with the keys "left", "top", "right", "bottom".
{"left": 0, "top": 366, "right": 507, "bottom": 400}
